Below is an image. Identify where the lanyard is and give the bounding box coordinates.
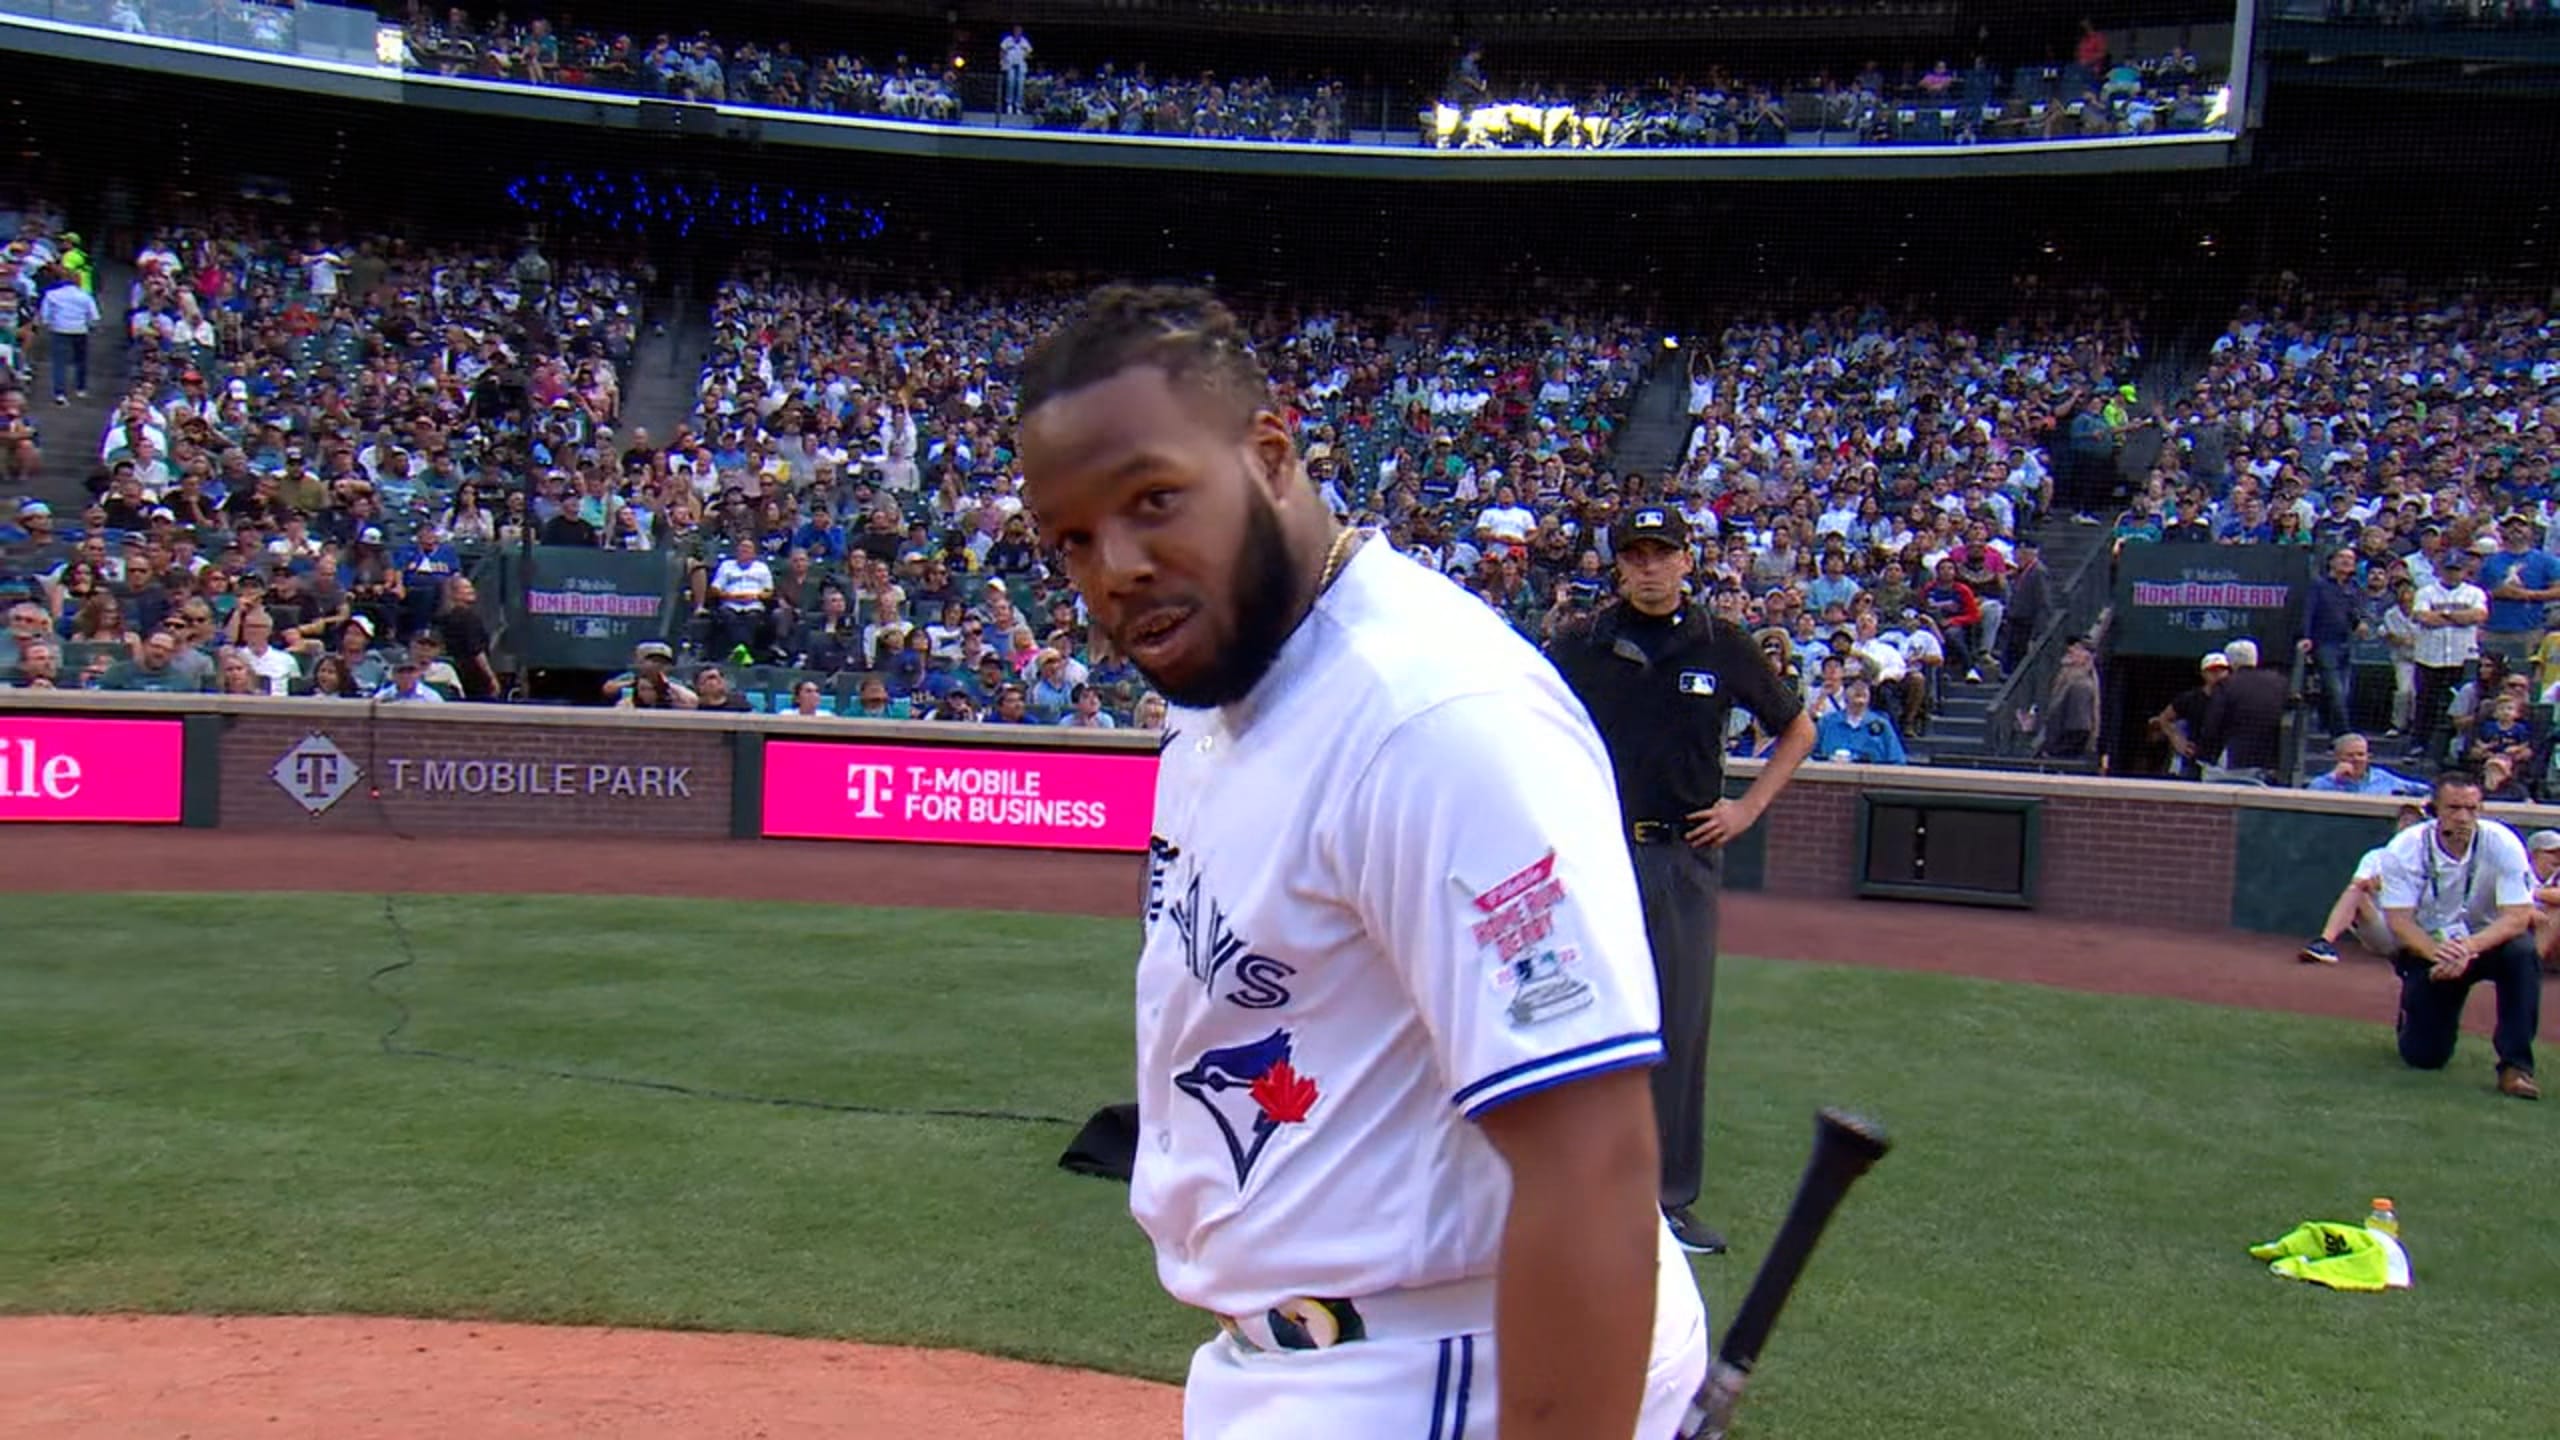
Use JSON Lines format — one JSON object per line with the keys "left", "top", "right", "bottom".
{"left": 2422, "top": 823, "right": 2481, "bottom": 917}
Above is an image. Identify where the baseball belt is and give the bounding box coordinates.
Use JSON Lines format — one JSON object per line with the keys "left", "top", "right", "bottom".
{"left": 1216, "top": 1275, "right": 1498, "bottom": 1353}
{"left": 1630, "top": 819, "right": 1685, "bottom": 845}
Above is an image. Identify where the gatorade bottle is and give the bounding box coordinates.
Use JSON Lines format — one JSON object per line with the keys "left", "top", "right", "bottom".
{"left": 2366, "top": 1198, "right": 2399, "bottom": 1238}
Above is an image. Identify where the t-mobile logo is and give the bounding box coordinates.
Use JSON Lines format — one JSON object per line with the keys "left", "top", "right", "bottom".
{"left": 845, "top": 763, "right": 896, "bottom": 818}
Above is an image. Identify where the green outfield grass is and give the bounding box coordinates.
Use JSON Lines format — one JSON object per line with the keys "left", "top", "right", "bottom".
{"left": 1, "top": 892, "right": 2551, "bottom": 1438}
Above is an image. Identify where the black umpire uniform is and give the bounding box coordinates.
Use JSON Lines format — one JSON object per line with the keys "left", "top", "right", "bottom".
{"left": 1546, "top": 506, "right": 1811, "bottom": 1255}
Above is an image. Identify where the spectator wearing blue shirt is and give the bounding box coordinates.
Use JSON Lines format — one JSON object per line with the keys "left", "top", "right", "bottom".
{"left": 1813, "top": 678, "right": 1908, "bottom": 765}
{"left": 1803, "top": 551, "right": 1859, "bottom": 614}
{"left": 2302, "top": 732, "right": 2430, "bottom": 797}
{"left": 793, "top": 508, "right": 847, "bottom": 565}
{"left": 985, "top": 682, "right": 1035, "bottom": 724}
{"left": 2298, "top": 546, "right": 2365, "bottom": 739}
{"left": 2475, "top": 512, "right": 2560, "bottom": 661}
{"left": 394, "top": 523, "right": 462, "bottom": 635}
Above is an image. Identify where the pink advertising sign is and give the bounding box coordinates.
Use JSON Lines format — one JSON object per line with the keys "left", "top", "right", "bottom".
{"left": 762, "top": 739, "right": 1158, "bottom": 852}
{"left": 0, "top": 716, "right": 186, "bottom": 824}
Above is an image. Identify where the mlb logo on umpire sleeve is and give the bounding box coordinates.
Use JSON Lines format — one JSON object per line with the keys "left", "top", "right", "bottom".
{"left": 1678, "top": 670, "right": 1717, "bottom": 697}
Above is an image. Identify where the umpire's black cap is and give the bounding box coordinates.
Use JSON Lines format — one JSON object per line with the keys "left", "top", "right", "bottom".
{"left": 1612, "top": 505, "right": 1689, "bottom": 552}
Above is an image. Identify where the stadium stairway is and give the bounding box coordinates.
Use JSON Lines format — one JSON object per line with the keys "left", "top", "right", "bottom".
{"left": 27, "top": 259, "right": 135, "bottom": 513}
{"left": 1911, "top": 517, "right": 2111, "bottom": 765}
{"left": 1602, "top": 344, "right": 1690, "bottom": 485}
{"left": 610, "top": 292, "right": 702, "bottom": 445}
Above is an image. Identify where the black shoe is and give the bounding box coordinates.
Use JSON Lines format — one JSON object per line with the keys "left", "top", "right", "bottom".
{"left": 1665, "top": 1207, "right": 1727, "bottom": 1255}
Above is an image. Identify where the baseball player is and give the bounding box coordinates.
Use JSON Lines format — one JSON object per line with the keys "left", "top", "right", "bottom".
{"left": 1020, "top": 286, "right": 1709, "bottom": 1438}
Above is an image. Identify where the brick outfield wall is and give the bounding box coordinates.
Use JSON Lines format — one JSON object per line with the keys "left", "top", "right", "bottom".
{"left": 1746, "top": 776, "right": 2240, "bottom": 931}
{"left": 217, "top": 713, "right": 734, "bottom": 837}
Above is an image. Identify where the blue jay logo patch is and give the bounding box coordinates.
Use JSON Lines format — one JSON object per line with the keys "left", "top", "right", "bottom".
{"left": 1174, "top": 1029, "right": 1321, "bottom": 1188}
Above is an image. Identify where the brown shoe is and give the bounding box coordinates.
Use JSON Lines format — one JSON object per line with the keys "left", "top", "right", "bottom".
{"left": 2498, "top": 1066, "right": 2540, "bottom": 1101}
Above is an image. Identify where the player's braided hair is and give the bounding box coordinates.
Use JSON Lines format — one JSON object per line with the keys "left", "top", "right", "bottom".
{"left": 1019, "top": 284, "right": 1273, "bottom": 426}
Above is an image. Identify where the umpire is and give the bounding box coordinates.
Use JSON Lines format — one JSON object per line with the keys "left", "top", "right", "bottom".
{"left": 1546, "top": 505, "right": 1816, "bottom": 1256}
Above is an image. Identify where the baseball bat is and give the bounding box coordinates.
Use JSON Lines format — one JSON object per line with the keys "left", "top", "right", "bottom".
{"left": 1677, "top": 1107, "right": 1892, "bottom": 1440}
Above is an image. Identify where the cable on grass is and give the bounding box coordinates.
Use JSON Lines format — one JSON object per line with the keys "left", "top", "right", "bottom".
{"left": 356, "top": 689, "right": 1081, "bottom": 1128}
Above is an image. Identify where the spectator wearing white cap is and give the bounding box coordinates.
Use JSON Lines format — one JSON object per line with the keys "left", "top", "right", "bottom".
{"left": 2198, "top": 638, "right": 2290, "bottom": 783}
{"left": 2148, "top": 650, "right": 2228, "bottom": 780}
{"left": 2530, "top": 830, "right": 2560, "bottom": 969}
{"left": 0, "top": 496, "right": 52, "bottom": 547}
{"left": 331, "top": 614, "right": 388, "bottom": 693}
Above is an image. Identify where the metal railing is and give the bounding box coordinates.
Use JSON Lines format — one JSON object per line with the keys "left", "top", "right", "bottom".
{"left": 1983, "top": 530, "right": 2117, "bottom": 756}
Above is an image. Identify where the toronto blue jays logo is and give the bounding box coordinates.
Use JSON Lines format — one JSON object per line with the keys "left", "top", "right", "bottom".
{"left": 1168, "top": 869, "right": 1296, "bottom": 1010}
{"left": 1174, "top": 1029, "right": 1322, "bottom": 1188}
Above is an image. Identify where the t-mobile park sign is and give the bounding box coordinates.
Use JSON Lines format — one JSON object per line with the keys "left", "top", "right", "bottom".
{"left": 271, "top": 731, "right": 696, "bottom": 816}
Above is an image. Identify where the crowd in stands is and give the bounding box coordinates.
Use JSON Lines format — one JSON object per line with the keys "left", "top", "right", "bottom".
{"left": 362, "top": 8, "right": 2226, "bottom": 150}
{"left": 19, "top": 204, "right": 2548, "bottom": 786}
{"left": 1652, "top": 295, "right": 2145, "bottom": 760}
{"left": 2297, "top": 1, "right": 2560, "bottom": 27}
{"left": 1430, "top": 30, "right": 2222, "bottom": 150}
{"left": 391, "top": 8, "right": 1348, "bottom": 144}
{"left": 399, "top": 8, "right": 967, "bottom": 122}
{"left": 0, "top": 208, "right": 651, "bottom": 700}
{"left": 643, "top": 277, "right": 1658, "bottom": 726}
{"left": 2, "top": 202, "right": 2161, "bottom": 760}
{"left": 2126, "top": 291, "right": 2560, "bottom": 792}
{"left": 1017, "top": 66, "right": 1354, "bottom": 144}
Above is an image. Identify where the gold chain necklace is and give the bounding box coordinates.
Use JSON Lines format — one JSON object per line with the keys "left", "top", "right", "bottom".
{"left": 1318, "top": 525, "right": 1368, "bottom": 594}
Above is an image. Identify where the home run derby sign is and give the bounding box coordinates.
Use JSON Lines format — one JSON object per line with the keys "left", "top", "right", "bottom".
{"left": 2111, "top": 544, "right": 2310, "bottom": 658}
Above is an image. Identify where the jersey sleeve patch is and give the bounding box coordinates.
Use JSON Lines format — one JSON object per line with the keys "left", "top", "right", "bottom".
{"left": 1461, "top": 851, "right": 1569, "bottom": 962}
{"left": 1346, "top": 695, "right": 1670, "bottom": 1128}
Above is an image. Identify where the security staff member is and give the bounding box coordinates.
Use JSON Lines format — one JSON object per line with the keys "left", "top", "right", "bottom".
{"left": 1546, "top": 505, "right": 1816, "bottom": 1256}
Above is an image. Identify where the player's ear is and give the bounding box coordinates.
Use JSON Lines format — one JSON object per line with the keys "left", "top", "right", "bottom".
{"left": 1245, "top": 408, "right": 1296, "bottom": 502}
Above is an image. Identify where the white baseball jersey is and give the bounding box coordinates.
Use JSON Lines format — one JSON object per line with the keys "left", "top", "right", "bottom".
{"left": 1133, "top": 538, "right": 1669, "bottom": 1319}
{"left": 2375, "top": 819, "right": 2535, "bottom": 938}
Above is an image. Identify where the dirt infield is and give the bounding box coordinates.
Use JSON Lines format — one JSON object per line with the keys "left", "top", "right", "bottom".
{"left": 0, "top": 1315, "right": 1183, "bottom": 1440}
{"left": 4, "top": 824, "right": 2540, "bottom": 1437}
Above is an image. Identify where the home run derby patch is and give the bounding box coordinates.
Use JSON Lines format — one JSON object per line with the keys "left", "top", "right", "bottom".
{"left": 1464, "top": 851, "right": 1568, "bottom": 963}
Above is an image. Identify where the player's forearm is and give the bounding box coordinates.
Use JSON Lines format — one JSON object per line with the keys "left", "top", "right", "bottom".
{"left": 2471, "top": 904, "right": 2534, "bottom": 952}
{"left": 1493, "top": 1148, "right": 1658, "bottom": 1439}
{"left": 2384, "top": 909, "right": 2434, "bottom": 957}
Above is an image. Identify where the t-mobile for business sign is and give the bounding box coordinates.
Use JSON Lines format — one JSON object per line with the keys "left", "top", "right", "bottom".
{"left": 0, "top": 716, "right": 186, "bottom": 823}
{"left": 762, "top": 739, "right": 1156, "bottom": 852}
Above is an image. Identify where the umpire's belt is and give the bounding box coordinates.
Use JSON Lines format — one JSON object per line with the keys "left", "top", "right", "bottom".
{"left": 1215, "top": 1275, "right": 1497, "bottom": 1353}
{"left": 1630, "top": 818, "right": 1685, "bottom": 845}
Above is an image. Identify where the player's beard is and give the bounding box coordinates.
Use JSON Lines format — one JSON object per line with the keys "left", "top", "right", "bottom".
{"left": 1138, "top": 492, "right": 1301, "bottom": 711}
